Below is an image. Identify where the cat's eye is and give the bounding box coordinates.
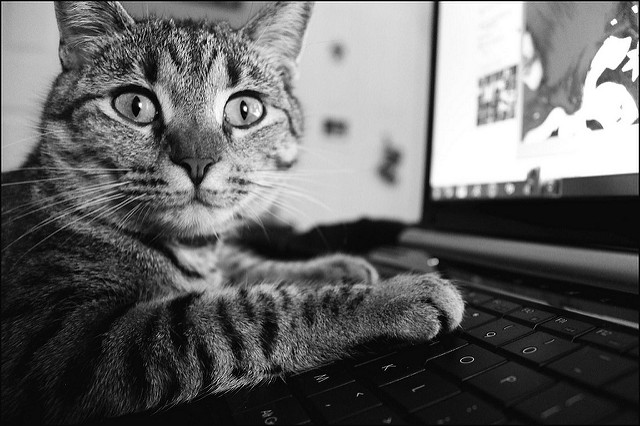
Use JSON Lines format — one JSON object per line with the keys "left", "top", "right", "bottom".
{"left": 113, "top": 92, "right": 159, "bottom": 125}
{"left": 224, "top": 94, "right": 265, "bottom": 128}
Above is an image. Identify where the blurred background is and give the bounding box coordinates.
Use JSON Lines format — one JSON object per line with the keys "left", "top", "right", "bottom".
{"left": 1, "top": 1, "right": 434, "bottom": 230}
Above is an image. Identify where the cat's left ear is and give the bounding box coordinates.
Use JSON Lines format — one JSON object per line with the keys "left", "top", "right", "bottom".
{"left": 241, "top": 1, "right": 314, "bottom": 82}
{"left": 54, "top": 1, "right": 135, "bottom": 70}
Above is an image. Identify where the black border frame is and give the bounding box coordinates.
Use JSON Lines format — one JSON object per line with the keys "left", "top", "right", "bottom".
{"left": 420, "top": 2, "right": 639, "bottom": 252}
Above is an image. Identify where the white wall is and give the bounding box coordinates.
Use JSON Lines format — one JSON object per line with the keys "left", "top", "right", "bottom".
{"left": 292, "top": 2, "right": 433, "bottom": 229}
{"left": 1, "top": 1, "right": 60, "bottom": 171}
{"left": 1, "top": 1, "right": 433, "bottom": 229}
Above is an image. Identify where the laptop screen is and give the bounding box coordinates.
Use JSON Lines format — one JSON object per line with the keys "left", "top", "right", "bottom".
{"left": 429, "top": 1, "right": 639, "bottom": 202}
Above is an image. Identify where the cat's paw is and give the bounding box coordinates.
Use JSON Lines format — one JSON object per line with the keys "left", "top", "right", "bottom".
{"left": 373, "top": 273, "right": 465, "bottom": 340}
{"left": 304, "top": 254, "right": 379, "bottom": 285}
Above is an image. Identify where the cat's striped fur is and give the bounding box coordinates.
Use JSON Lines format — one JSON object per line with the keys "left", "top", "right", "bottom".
{"left": 1, "top": 2, "right": 465, "bottom": 423}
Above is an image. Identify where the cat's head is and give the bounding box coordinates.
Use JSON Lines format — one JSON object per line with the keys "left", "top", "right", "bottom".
{"left": 37, "top": 1, "right": 312, "bottom": 240}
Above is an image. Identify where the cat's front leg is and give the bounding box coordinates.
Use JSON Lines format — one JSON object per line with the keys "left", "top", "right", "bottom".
{"left": 291, "top": 253, "right": 380, "bottom": 284}
{"left": 216, "top": 244, "right": 379, "bottom": 286}
{"left": 7, "top": 272, "right": 463, "bottom": 423}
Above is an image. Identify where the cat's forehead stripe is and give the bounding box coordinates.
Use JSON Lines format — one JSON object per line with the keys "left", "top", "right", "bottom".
{"left": 226, "top": 59, "right": 241, "bottom": 87}
{"left": 142, "top": 52, "right": 158, "bottom": 84}
{"left": 153, "top": 46, "right": 228, "bottom": 126}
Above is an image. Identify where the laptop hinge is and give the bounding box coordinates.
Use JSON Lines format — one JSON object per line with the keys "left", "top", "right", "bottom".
{"left": 400, "top": 228, "right": 639, "bottom": 295}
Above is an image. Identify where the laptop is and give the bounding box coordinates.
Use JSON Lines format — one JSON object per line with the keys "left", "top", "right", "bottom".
{"left": 106, "top": 2, "right": 639, "bottom": 424}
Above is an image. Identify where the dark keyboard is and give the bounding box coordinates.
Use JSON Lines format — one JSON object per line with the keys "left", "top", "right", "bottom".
{"left": 109, "top": 283, "right": 639, "bottom": 425}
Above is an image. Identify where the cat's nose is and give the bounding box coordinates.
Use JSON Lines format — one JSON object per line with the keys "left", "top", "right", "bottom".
{"left": 178, "top": 158, "right": 215, "bottom": 186}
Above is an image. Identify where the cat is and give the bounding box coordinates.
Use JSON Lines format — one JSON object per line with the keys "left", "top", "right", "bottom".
{"left": 1, "top": 1, "right": 465, "bottom": 423}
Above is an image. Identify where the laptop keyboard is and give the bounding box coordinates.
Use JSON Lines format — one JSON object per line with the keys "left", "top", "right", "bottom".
{"left": 110, "top": 277, "right": 639, "bottom": 425}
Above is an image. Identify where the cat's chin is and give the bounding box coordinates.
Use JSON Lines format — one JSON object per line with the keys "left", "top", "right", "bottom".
{"left": 136, "top": 203, "right": 239, "bottom": 240}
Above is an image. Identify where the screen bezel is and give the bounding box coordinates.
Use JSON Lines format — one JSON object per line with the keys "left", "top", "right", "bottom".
{"left": 422, "top": 2, "right": 639, "bottom": 252}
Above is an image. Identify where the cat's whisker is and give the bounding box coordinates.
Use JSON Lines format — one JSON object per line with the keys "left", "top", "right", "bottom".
{"left": 253, "top": 25, "right": 270, "bottom": 47}
{"left": 260, "top": 206, "right": 293, "bottom": 226}
{"left": 295, "top": 145, "right": 344, "bottom": 165}
{"left": 242, "top": 187, "right": 283, "bottom": 218}
{"left": 115, "top": 197, "right": 147, "bottom": 231}
{"left": 245, "top": 1, "right": 256, "bottom": 27}
{"left": 9, "top": 166, "right": 132, "bottom": 172}
{"left": 263, "top": 201, "right": 308, "bottom": 226}
{"left": 251, "top": 180, "right": 332, "bottom": 212}
{"left": 255, "top": 168, "right": 359, "bottom": 177}
{"left": 126, "top": 203, "right": 147, "bottom": 231}
{"left": 249, "top": 174, "right": 323, "bottom": 188}
{"left": 251, "top": 189, "right": 316, "bottom": 222}
{"left": 2, "top": 191, "right": 124, "bottom": 253}
{"left": 1, "top": 176, "right": 82, "bottom": 187}
{"left": 1, "top": 180, "right": 130, "bottom": 216}
{"left": 2, "top": 181, "right": 130, "bottom": 225}
{"left": 3, "top": 185, "right": 124, "bottom": 223}
{"left": 3, "top": 129, "right": 86, "bottom": 148}
{"left": 124, "top": 200, "right": 149, "bottom": 235}
{"left": 253, "top": 174, "right": 314, "bottom": 182}
{"left": 1, "top": 135, "right": 42, "bottom": 149}
{"left": 15, "top": 194, "right": 127, "bottom": 263}
{"left": 239, "top": 197, "right": 271, "bottom": 240}
{"left": 253, "top": 179, "right": 312, "bottom": 192}
{"left": 277, "top": 191, "right": 333, "bottom": 213}
{"left": 138, "top": 200, "right": 156, "bottom": 232}
{"left": 1, "top": 172, "right": 127, "bottom": 196}
{"left": 92, "top": 194, "right": 145, "bottom": 232}
{"left": 253, "top": 179, "right": 313, "bottom": 196}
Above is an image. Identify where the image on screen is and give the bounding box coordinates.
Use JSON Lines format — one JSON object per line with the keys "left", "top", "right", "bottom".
{"left": 430, "top": 1, "right": 639, "bottom": 201}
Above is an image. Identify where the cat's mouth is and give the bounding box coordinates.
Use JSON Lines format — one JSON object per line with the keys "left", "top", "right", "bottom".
{"left": 113, "top": 183, "right": 254, "bottom": 238}
{"left": 188, "top": 187, "right": 247, "bottom": 209}
{"left": 193, "top": 190, "right": 212, "bottom": 206}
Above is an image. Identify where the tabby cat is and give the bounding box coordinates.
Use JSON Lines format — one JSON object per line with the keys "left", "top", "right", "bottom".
{"left": 1, "top": 2, "right": 465, "bottom": 423}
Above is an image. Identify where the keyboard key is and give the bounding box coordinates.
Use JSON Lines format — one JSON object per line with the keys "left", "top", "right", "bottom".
{"left": 354, "top": 336, "right": 467, "bottom": 387}
{"left": 379, "top": 370, "right": 460, "bottom": 413}
{"left": 601, "top": 410, "right": 639, "bottom": 425}
{"left": 414, "top": 392, "right": 506, "bottom": 425}
{"left": 461, "top": 289, "right": 494, "bottom": 306}
{"left": 226, "top": 380, "right": 292, "bottom": 412}
{"left": 479, "top": 298, "right": 521, "bottom": 316}
{"left": 355, "top": 351, "right": 425, "bottom": 387}
{"left": 348, "top": 341, "right": 399, "bottom": 363}
{"left": 429, "top": 344, "right": 506, "bottom": 381}
{"left": 538, "top": 316, "right": 595, "bottom": 339}
{"left": 333, "top": 405, "right": 409, "bottom": 425}
{"left": 502, "top": 332, "right": 580, "bottom": 366}
{"left": 460, "top": 308, "right": 498, "bottom": 330}
{"left": 197, "top": 396, "right": 235, "bottom": 424}
{"left": 577, "top": 327, "right": 639, "bottom": 353}
{"left": 466, "top": 318, "right": 533, "bottom": 347}
{"left": 513, "top": 382, "right": 617, "bottom": 424}
{"left": 546, "top": 346, "right": 637, "bottom": 387}
{"left": 161, "top": 399, "right": 227, "bottom": 425}
{"left": 232, "top": 396, "right": 311, "bottom": 425}
{"left": 467, "top": 362, "right": 555, "bottom": 406}
{"left": 291, "top": 364, "right": 353, "bottom": 397}
{"left": 423, "top": 335, "right": 470, "bottom": 360}
{"left": 308, "top": 381, "right": 381, "bottom": 424}
{"left": 604, "top": 370, "right": 639, "bottom": 404}
{"left": 506, "top": 306, "right": 556, "bottom": 326}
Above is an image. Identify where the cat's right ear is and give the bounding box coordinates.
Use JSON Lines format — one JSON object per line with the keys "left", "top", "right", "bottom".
{"left": 54, "top": 1, "right": 135, "bottom": 70}
{"left": 242, "top": 1, "right": 314, "bottom": 83}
